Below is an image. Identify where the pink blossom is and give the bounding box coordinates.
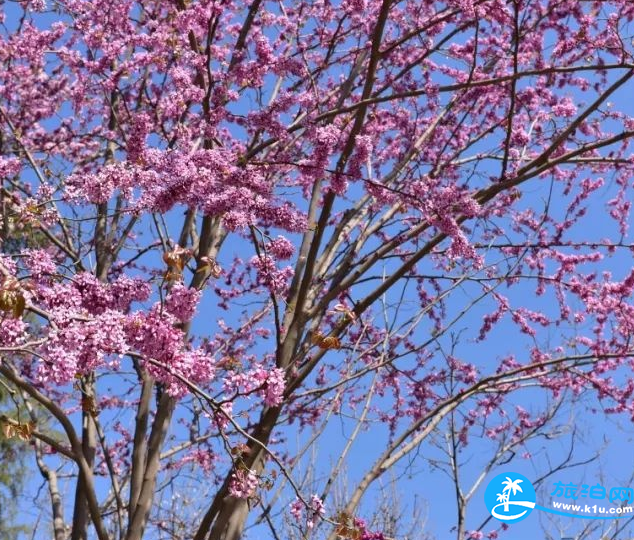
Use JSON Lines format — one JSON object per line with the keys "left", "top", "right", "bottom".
{"left": 165, "top": 282, "right": 201, "bottom": 322}
{"left": 266, "top": 236, "right": 295, "bottom": 260}
{"left": 228, "top": 468, "right": 258, "bottom": 499}
{"left": 0, "top": 318, "right": 27, "bottom": 347}
{"left": 223, "top": 364, "right": 285, "bottom": 406}
{"left": 552, "top": 97, "right": 577, "bottom": 118}
{"left": 290, "top": 498, "right": 303, "bottom": 521}
{"left": 250, "top": 255, "right": 294, "bottom": 296}
{"left": 289, "top": 495, "right": 325, "bottom": 530}
{"left": 0, "top": 157, "right": 21, "bottom": 179}
{"left": 22, "top": 249, "right": 56, "bottom": 278}
{"left": 307, "top": 494, "right": 325, "bottom": 529}
{"left": 343, "top": 0, "right": 366, "bottom": 13}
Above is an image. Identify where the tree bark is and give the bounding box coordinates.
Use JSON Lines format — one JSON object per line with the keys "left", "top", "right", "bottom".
{"left": 194, "top": 407, "right": 280, "bottom": 540}
{"left": 125, "top": 392, "right": 175, "bottom": 540}
{"left": 71, "top": 379, "right": 97, "bottom": 540}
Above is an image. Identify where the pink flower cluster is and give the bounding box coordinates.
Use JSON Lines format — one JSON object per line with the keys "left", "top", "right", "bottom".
{"left": 39, "top": 310, "right": 129, "bottom": 383}
{"left": 0, "top": 318, "right": 27, "bottom": 348}
{"left": 22, "top": 249, "right": 57, "bottom": 278}
{"left": 289, "top": 494, "right": 325, "bottom": 530}
{"left": 223, "top": 364, "right": 286, "bottom": 407}
{"left": 0, "top": 156, "right": 21, "bottom": 179}
{"left": 351, "top": 517, "right": 386, "bottom": 540}
{"left": 65, "top": 147, "right": 308, "bottom": 235}
{"left": 228, "top": 468, "right": 258, "bottom": 499}
{"left": 250, "top": 255, "right": 294, "bottom": 296}
{"left": 266, "top": 236, "right": 295, "bottom": 260}
{"left": 48, "top": 272, "right": 152, "bottom": 316}
{"left": 29, "top": 272, "right": 213, "bottom": 394}
{"left": 125, "top": 309, "right": 215, "bottom": 396}
{"left": 172, "top": 449, "right": 215, "bottom": 475}
{"left": 164, "top": 282, "right": 201, "bottom": 322}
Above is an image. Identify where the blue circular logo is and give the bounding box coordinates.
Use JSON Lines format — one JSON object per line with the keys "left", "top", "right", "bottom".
{"left": 484, "top": 472, "right": 536, "bottom": 523}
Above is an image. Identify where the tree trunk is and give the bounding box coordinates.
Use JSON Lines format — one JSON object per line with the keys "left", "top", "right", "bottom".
{"left": 71, "top": 380, "right": 97, "bottom": 540}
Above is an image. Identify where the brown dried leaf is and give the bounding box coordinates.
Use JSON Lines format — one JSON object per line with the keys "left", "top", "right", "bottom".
{"left": 199, "top": 256, "right": 222, "bottom": 278}
{"left": 219, "top": 356, "right": 242, "bottom": 371}
{"left": 163, "top": 252, "right": 183, "bottom": 271}
{"left": 312, "top": 333, "right": 342, "bottom": 349}
{"left": 1, "top": 421, "right": 15, "bottom": 439}
{"left": 15, "top": 421, "right": 35, "bottom": 441}
{"left": 81, "top": 395, "right": 99, "bottom": 417}
{"left": 1, "top": 418, "right": 35, "bottom": 441}
{"left": 164, "top": 269, "right": 183, "bottom": 282}
{"left": 0, "top": 278, "right": 26, "bottom": 319}
{"left": 12, "top": 294, "right": 25, "bottom": 318}
{"left": 163, "top": 245, "right": 192, "bottom": 274}
{"left": 335, "top": 525, "right": 362, "bottom": 540}
{"left": 0, "top": 290, "right": 13, "bottom": 312}
{"left": 314, "top": 335, "right": 341, "bottom": 350}
{"left": 231, "top": 443, "right": 251, "bottom": 456}
{"left": 335, "top": 511, "right": 352, "bottom": 523}
{"left": 209, "top": 261, "right": 222, "bottom": 278}
{"left": 26, "top": 203, "right": 42, "bottom": 215}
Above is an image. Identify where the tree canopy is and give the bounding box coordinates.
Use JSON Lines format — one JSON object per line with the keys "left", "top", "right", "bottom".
{"left": 1, "top": 1, "right": 634, "bottom": 539}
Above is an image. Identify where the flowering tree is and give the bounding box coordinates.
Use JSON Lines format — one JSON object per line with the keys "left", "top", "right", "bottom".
{"left": 1, "top": 0, "right": 634, "bottom": 539}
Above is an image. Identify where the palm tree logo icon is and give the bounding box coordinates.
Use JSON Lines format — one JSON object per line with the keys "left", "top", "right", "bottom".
{"left": 498, "top": 477, "right": 523, "bottom": 513}
{"left": 485, "top": 472, "right": 536, "bottom": 523}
